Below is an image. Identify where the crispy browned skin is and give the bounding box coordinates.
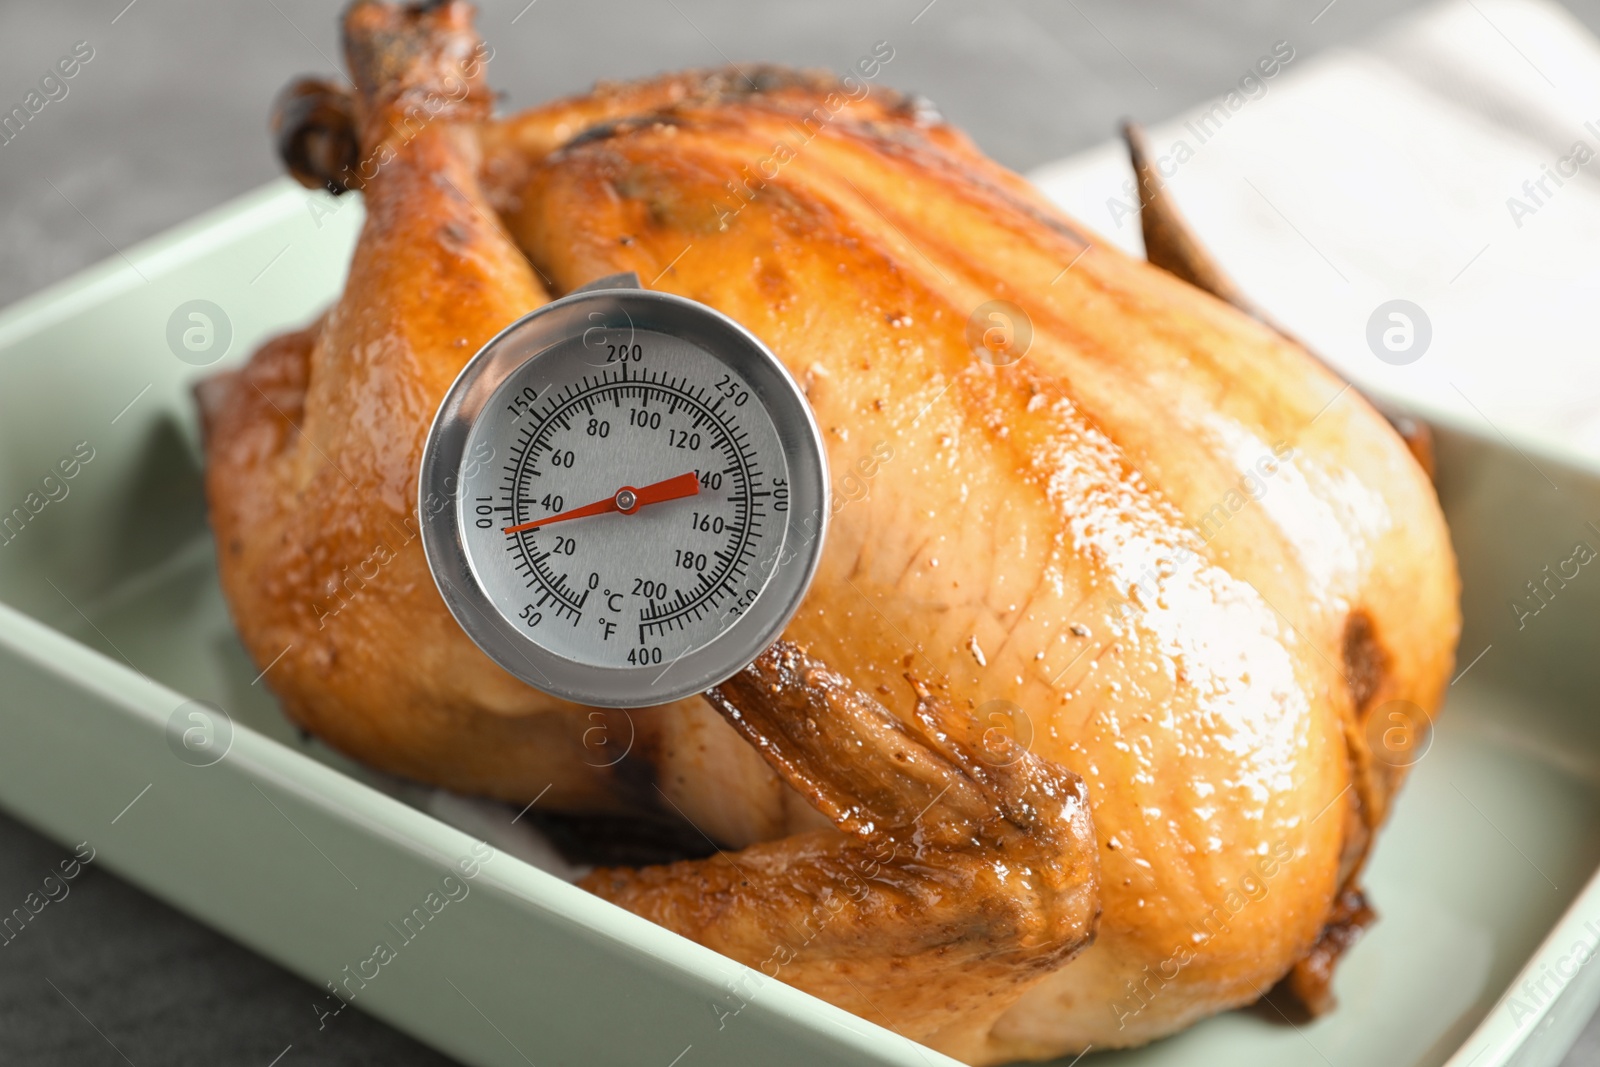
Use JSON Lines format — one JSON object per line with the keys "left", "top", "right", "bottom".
{"left": 585, "top": 640, "right": 1099, "bottom": 1058}
{"left": 199, "top": 1, "right": 634, "bottom": 813}
{"left": 204, "top": 4, "right": 1459, "bottom": 1062}
{"left": 1122, "top": 120, "right": 1417, "bottom": 1013}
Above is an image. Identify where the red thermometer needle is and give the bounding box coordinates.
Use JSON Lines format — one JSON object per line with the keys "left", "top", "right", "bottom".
{"left": 503, "top": 471, "right": 700, "bottom": 535}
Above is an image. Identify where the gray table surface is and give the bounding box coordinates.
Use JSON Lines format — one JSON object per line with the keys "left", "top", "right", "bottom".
{"left": 3, "top": 1, "right": 1599, "bottom": 1064}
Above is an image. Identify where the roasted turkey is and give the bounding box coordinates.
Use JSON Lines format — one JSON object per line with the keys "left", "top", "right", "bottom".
{"left": 196, "top": 2, "right": 1459, "bottom": 1062}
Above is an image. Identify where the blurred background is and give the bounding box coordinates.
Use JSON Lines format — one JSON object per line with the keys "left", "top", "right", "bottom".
{"left": 11, "top": 0, "right": 1598, "bottom": 306}
{"left": 2, "top": 0, "right": 1600, "bottom": 1064}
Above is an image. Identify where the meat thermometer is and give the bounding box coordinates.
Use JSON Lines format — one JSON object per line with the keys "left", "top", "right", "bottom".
{"left": 419, "top": 273, "right": 829, "bottom": 707}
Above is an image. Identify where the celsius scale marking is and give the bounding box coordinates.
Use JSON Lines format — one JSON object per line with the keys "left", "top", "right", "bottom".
{"left": 419, "top": 273, "right": 829, "bottom": 708}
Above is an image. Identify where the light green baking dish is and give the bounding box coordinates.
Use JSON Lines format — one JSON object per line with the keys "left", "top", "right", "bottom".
{"left": 0, "top": 178, "right": 1597, "bottom": 1067}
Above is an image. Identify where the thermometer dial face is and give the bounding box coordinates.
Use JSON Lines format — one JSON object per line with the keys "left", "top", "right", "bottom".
{"left": 420, "top": 279, "right": 828, "bottom": 708}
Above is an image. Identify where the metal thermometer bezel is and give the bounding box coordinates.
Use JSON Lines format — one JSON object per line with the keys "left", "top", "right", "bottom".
{"left": 419, "top": 276, "right": 828, "bottom": 708}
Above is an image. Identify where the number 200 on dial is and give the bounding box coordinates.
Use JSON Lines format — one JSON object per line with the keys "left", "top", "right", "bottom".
{"left": 420, "top": 279, "right": 829, "bottom": 708}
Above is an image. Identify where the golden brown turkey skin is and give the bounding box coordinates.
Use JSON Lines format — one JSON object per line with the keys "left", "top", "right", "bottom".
{"left": 499, "top": 77, "right": 1458, "bottom": 1053}
{"left": 202, "top": 3, "right": 1458, "bottom": 1062}
{"left": 591, "top": 640, "right": 1101, "bottom": 1060}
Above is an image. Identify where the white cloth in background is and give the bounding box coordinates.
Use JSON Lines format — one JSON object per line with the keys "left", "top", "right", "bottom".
{"left": 1029, "top": 0, "right": 1600, "bottom": 464}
